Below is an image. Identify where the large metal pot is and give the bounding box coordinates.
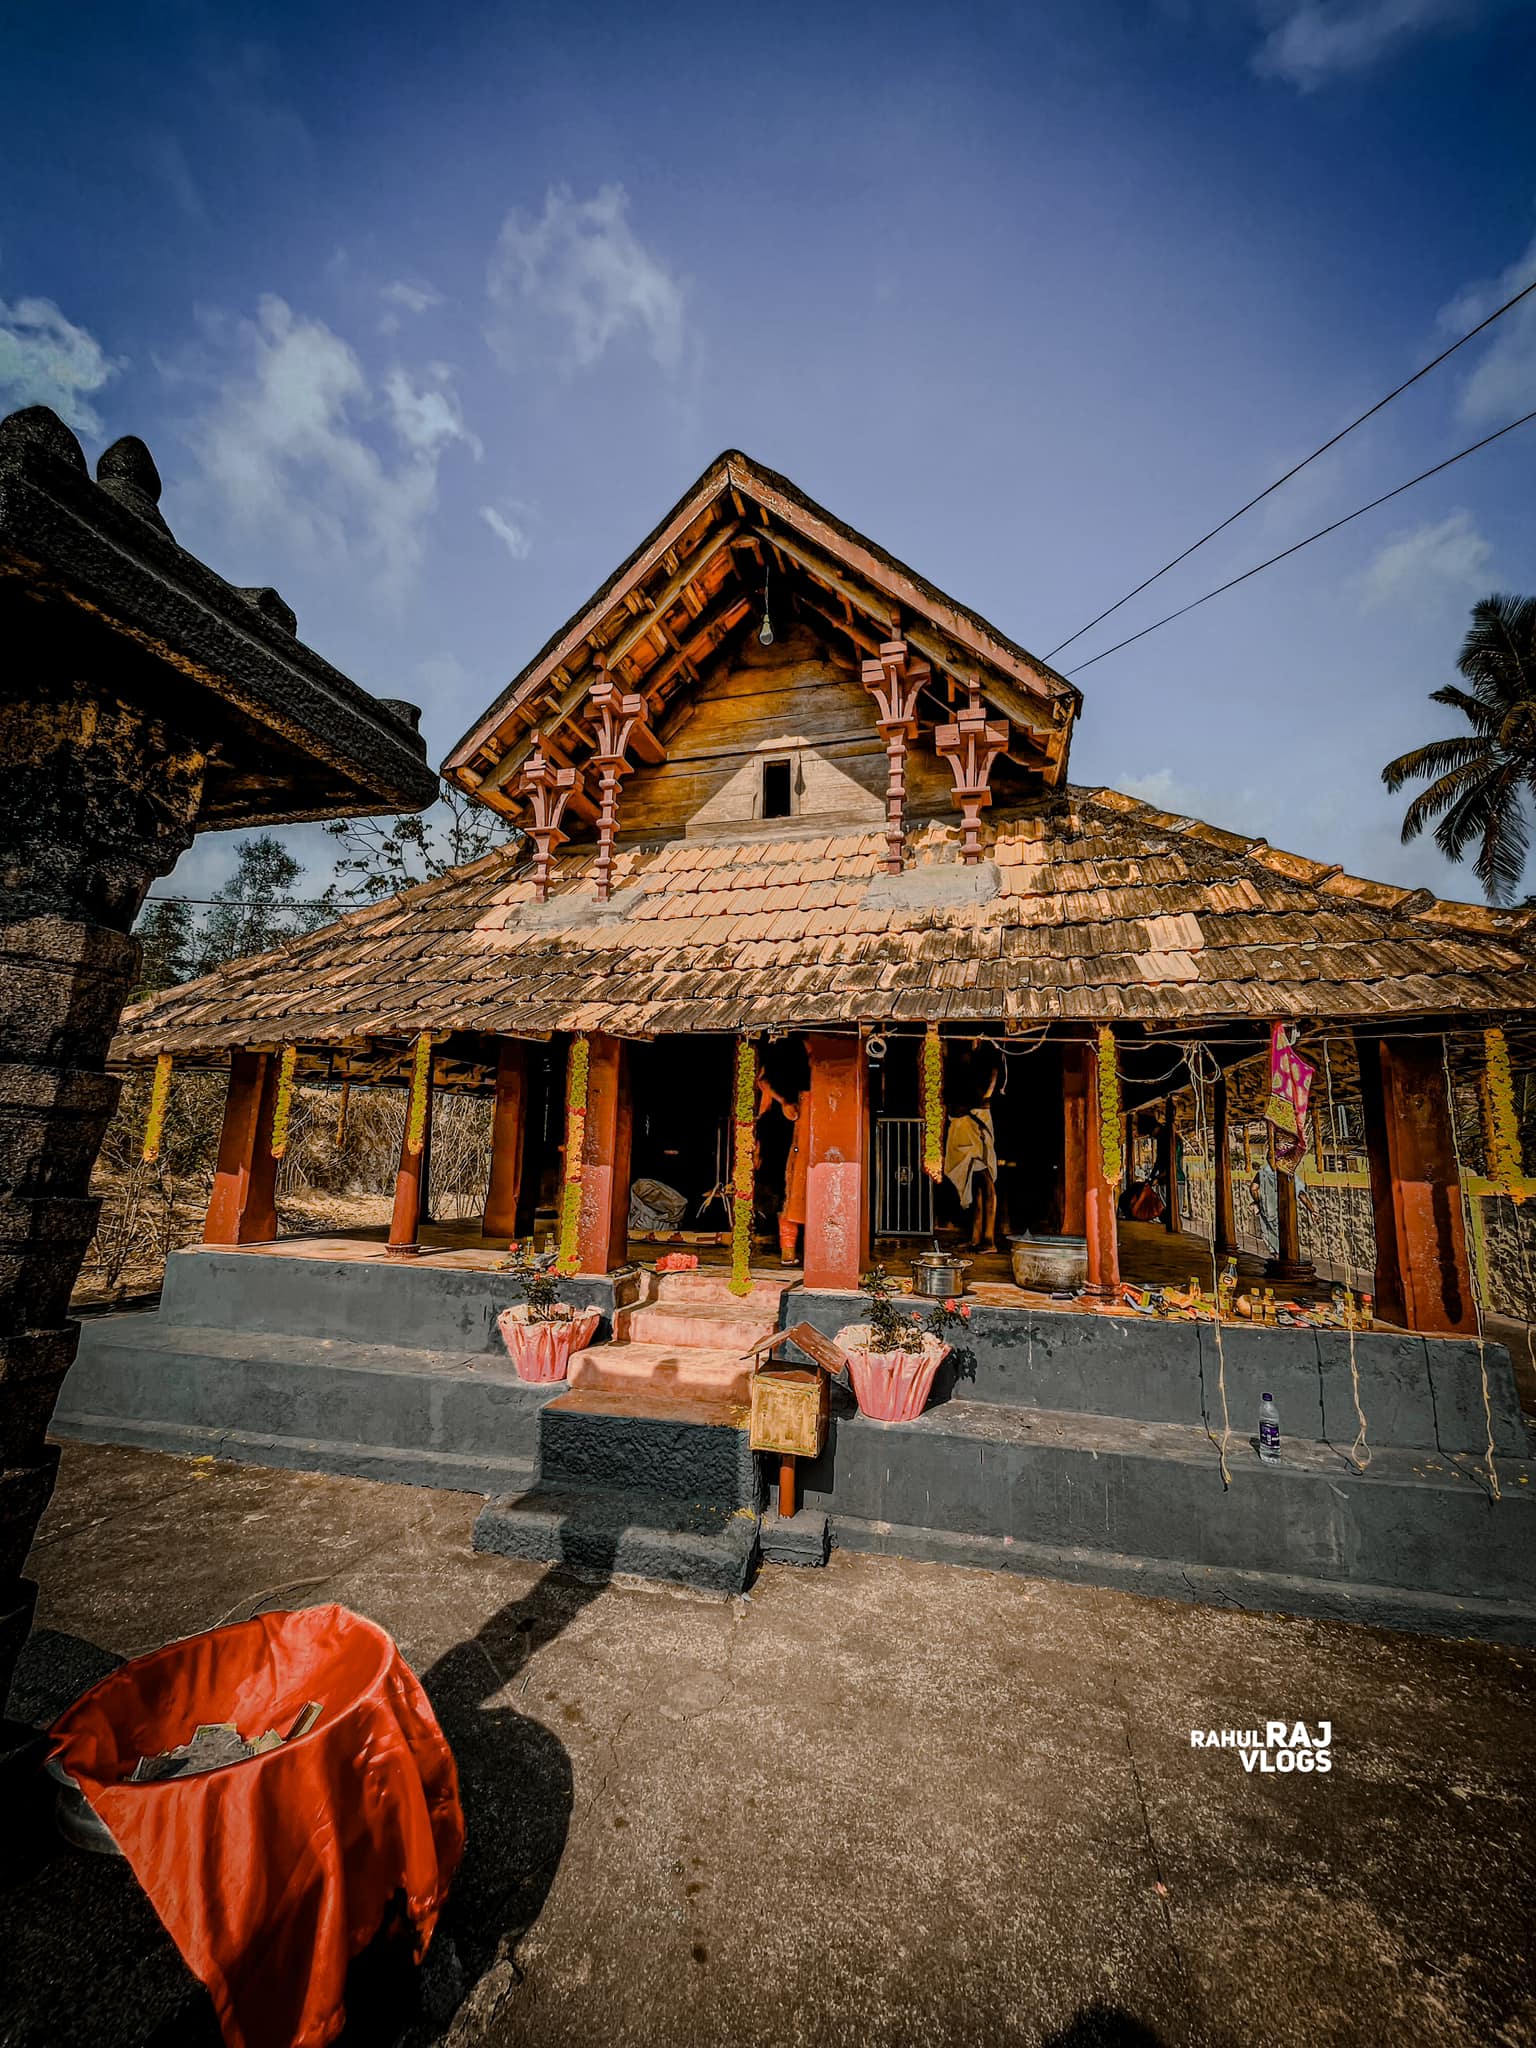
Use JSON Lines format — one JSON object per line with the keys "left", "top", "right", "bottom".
{"left": 1009, "top": 1233, "right": 1088, "bottom": 1293}
{"left": 909, "top": 1250, "right": 972, "bottom": 1298}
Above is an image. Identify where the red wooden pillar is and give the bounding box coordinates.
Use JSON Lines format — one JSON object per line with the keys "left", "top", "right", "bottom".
{"left": 1084, "top": 1035, "right": 1120, "bottom": 1298}
{"left": 204, "top": 1051, "right": 280, "bottom": 1245}
{"left": 387, "top": 1053, "right": 434, "bottom": 1258}
{"left": 1158, "top": 1098, "right": 1181, "bottom": 1234}
{"left": 482, "top": 1039, "right": 529, "bottom": 1239}
{"left": 574, "top": 1034, "right": 631, "bottom": 1274}
{"left": 1061, "top": 1043, "right": 1087, "bottom": 1238}
{"left": 1213, "top": 1075, "right": 1240, "bottom": 1257}
{"left": 1357, "top": 1033, "right": 1476, "bottom": 1334}
{"left": 803, "top": 1034, "right": 869, "bottom": 1291}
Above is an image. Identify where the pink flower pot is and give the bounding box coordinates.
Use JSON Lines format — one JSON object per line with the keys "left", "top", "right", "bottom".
{"left": 496, "top": 1305, "right": 601, "bottom": 1383}
{"left": 834, "top": 1326, "right": 950, "bottom": 1423}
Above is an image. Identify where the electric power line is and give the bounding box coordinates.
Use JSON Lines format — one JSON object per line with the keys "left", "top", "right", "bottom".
{"left": 1063, "top": 406, "right": 1536, "bottom": 674}
{"left": 1045, "top": 271, "right": 1536, "bottom": 663}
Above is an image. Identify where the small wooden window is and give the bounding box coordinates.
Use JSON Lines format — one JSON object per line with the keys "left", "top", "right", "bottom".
{"left": 762, "top": 758, "right": 794, "bottom": 819}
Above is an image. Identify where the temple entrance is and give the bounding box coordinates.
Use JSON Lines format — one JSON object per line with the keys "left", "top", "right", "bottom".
{"left": 628, "top": 1037, "right": 737, "bottom": 1240}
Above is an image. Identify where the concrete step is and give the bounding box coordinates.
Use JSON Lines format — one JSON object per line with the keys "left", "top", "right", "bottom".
{"left": 654, "top": 1271, "right": 792, "bottom": 1308}
{"left": 568, "top": 1340, "right": 754, "bottom": 1402}
{"left": 539, "top": 1385, "right": 759, "bottom": 1508}
{"left": 617, "top": 1301, "right": 779, "bottom": 1350}
{"left": 473, "top": 1484, "right": 759, "bottom": 1594}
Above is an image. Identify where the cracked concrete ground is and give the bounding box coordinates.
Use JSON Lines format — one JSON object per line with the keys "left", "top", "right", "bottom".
{"left": 4, "top": 1444, "right": 1535, "bottom": 2048}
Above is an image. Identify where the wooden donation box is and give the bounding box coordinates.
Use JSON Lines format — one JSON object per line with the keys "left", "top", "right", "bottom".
{"left": 747, "top": 1322, "right": 844, "bottom": 1463}
{"left": 749, "top": 1367, "right": 828, "bottom": 1459}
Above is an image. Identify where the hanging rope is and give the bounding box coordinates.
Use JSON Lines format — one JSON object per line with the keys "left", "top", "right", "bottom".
{"left": 729, "top": 1039, "right": 757, "bottom": 1298}
{"left": 140, "top": 1052, "right": 174, "bottom": 1164}
{"left": 555, "top": 1034, "right": 590, "bottom": 1276}
{"left": 1183, "top": 1041, "right": 1232, "bottom": 1489}
{"left": 1320, "top": 1038, "right": 1370, "bottom": 1472}
{"left": 1440, "top": 1032, "right": 1501, "bottom": 1502}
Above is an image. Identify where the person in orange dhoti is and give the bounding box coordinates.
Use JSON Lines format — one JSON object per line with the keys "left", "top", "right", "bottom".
{"left": 758, "top": 1073, "right": 809, "bottom": 1266}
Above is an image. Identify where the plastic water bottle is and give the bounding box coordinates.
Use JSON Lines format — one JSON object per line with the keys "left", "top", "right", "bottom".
{"left": 1258, "top": 1392, "right": 1281, "bottom": 1464}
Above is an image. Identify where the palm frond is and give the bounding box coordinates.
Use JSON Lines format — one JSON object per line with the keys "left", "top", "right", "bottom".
{"left": 1459, "top": 593, "right": 1536, "bottom": 700}
{"left": 1382, "top": 734, "right": 1490, "bottom": 794}
{"left": 1398, "top": 762, "right": 1485, "bottom": 842}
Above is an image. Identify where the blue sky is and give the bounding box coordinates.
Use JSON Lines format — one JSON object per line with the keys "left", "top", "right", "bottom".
{"left": 4, "top": 0, "right": 1534, "bottom": 906}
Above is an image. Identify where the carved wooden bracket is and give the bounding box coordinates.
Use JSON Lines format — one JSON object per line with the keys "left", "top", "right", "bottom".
{"left": 934, "top": 681, "right": 1008, "bottom": 864}
{"left": 586, "top": 677, "right": 650, "bottom": 902}
{"left": 860, "top": 638, "right": 928, "bottom": 874}
{"left": 517, "top": 741, "right": 580, "bottom": 902}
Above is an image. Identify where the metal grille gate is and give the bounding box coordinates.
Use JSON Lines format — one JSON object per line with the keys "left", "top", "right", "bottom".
{"left": 875, "top": 1117, "right": 935, "bottom": 1238}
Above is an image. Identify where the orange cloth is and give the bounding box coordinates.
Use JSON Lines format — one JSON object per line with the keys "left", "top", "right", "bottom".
{"left": 781, "top": 1090, "right": 810, "bottom": 1226}
{"left": 49, "top": 1606, "right": 464, "bottom": 2048}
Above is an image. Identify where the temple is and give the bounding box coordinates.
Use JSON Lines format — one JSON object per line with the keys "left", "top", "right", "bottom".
{"left": 62, "top": 450, "right": 1536, "bottom": 1633}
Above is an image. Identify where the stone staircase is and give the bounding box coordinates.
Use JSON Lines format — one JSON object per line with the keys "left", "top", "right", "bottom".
{"left": 473, "top": 1270, "right": 792, "bottom": 1593}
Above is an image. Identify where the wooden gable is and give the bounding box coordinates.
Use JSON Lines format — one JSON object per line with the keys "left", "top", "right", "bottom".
{"left": 441, "top": 450, "right": 1079, "bottom": 838}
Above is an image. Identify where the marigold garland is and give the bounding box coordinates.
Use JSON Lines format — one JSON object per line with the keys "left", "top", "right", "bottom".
{"left": 729, "top": 1038, "right": 757, "bottom": 1298}
{"left": 141, "top": 1053, "right": 174, "bottom": 1164}
{"left": 404, "top": 1032, "right": 434, "bottom": 1155}
{"left": 1483, "top": 1026, "right": 1525, "bottom": 1202}
{"left": 269, "top": 1045, "right": 298, "bottom": 1161}
{"left": 921, "top": 1025, "right": 945, "bottom": 1182}
{"left": 1096, "top": 1025, "right": 1124, "bottom": 1186}
{"left": 555, "top": 1034, "right": 591, "bottom": 1275}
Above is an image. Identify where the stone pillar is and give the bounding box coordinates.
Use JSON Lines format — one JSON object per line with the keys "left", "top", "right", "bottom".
{"left": 203, "top": 1053, "right": 281, "bottom": 1245}
{"left": 1084, "top": 1036, "right": 1120, "bottom": 1299}
{"left": 387, "top": 1055, "right": 434, "bottom": 1258}
{"left": 1213, "top": 1075, "right": 1240, "bottom": 1257}
{"left": 1060, "top": 1043, "right": 1087, "bottom": 1239}
{"left": 802, "top": 1035, "right": 869, "bottom": 1291}
{"left": 1356, "top": 1033, "right": 1476, "bottom": 1334}
{"left": 574, "top": 1035, "right": 631, "bottom": 1274}
{"left": 483, "top": 1040, "right": 529, "bottom": 1239}
{"left": 0, "top": 685, "right": 205, "bottom": 1705}
{"left": 1158, "top": 1098, "right": 1181, "bottom": 1234}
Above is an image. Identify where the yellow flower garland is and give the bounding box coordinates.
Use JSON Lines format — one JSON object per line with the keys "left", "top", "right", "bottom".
{"left": 141, "top": 1052, "right": 174, "bottom": 1164}
{"left": 1483, "top": 1026, "right": 1525, "bottom": 1202}
{"left": 921, "top": 1024, "right": 944, "bottom": 1182}
{"left": 555, "top": 1034, "right": 591, "bottom": 1274}
{"left": 1096, "top": 1025, "right": 1124, "bottom": 1186}
{"left": 729, "top": 1039, "right": 757, "bottom": 1297}
{"left": 269, "top": 1045, "right": 298, "bottom": 1160}
{"left": 404, "top": 1032, "right": 433, "bottom": 1155}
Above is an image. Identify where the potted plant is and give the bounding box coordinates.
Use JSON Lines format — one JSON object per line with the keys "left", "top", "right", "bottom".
{"left": 495, "top": 1243, "right": 601, "bottom": 1383}
{"left": 835, "top": 1267, "right": 970, "bottom": 1423}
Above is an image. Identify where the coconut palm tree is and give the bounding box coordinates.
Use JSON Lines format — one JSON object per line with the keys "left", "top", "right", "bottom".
{"left": 1382, "top": 593, "right": 1536, "bottom": 904}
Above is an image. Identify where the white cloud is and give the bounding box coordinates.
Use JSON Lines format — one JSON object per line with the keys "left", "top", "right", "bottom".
{"left": 142, "top": 132, "right": 207, "bottom": 222}
{"left": 182, "top": 295, "right": 474, "bottom": 591}
{"left": 480, "top": 504, "right": 532, "bottom": 559}
{"left": 1359, "top": 509, "right": 1492, "bottom": 611}
{"left": 382, "top": 364, "right": 481, "bottom": 458}
{"left": 486, "top": 183, "right": 686, "bottom": 374}
{"left": 0, "top": 295, "right": 120, "bottom": 432}
{"left": 378, "top": 278, "right": 444, "bottom": 336}
{"left": 1251, "top": 0, "right": 1487, "bottom": 88}
{"left": 1440, "top": 234, "right": 1536, "bottom": 425}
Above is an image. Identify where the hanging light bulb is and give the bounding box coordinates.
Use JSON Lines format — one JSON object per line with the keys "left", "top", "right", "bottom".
{"left": 758, "top": 562, "right": 774, "bottom": 647}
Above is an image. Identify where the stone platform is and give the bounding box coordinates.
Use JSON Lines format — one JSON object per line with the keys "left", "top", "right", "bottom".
{"left": 51, "top": 1246, "right": 1536, "bottom": 1637}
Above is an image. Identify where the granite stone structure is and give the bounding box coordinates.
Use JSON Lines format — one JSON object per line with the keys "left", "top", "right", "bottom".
{"left": 0, "top": 402, "right": 439, "bottom": 1706}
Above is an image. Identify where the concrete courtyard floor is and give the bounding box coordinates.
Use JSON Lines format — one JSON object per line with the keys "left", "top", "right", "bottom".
{"left": 4, "top": 1446, "right": 1535, "bottom": 2048}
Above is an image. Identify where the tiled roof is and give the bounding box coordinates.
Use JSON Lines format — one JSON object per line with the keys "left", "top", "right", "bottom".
{"left": 113, "top": 788, "right": 1536, "bottom": 1060}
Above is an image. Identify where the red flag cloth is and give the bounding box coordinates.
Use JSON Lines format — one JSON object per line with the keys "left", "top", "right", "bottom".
{"left": 48, "top": 1606, "right": 464, "bottom": 2048}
